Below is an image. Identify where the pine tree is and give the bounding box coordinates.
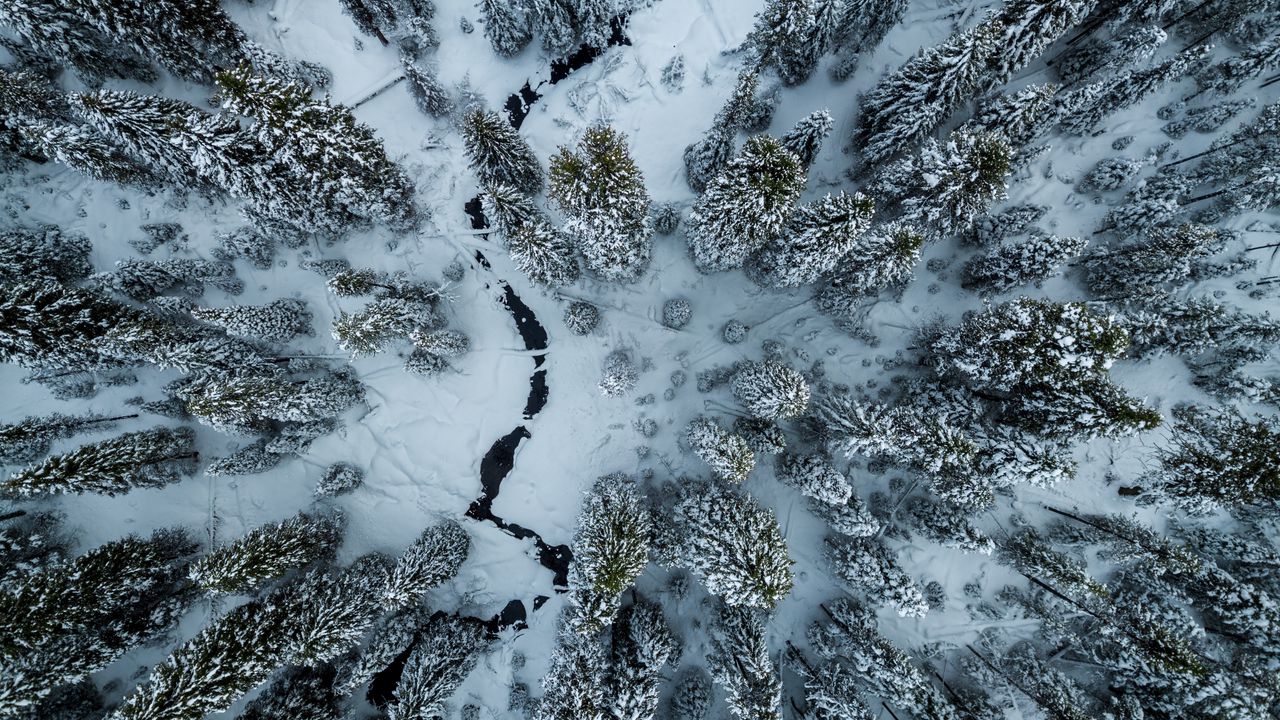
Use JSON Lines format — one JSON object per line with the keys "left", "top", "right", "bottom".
{"left": 1000, "top": 529, "right": 1107, "bottom": 598}
{"left": 480, "top": 182, "right": 542, "bottom": 237}
{"left": 905, "top": 497, "right": 994, "bottom": 554}
{"left": 831, "top": 0, "right": 907, "bottom": 55}
{"left": 0, "top": 226, "right": 92, "bottom": 284}
{"left": 815, "top": 222, "right": 923, "bottom": 319}
{"left": 535, "top": 632, "right": 611, "bottom": 720}
{"left": 669, "top": 669, "right": 713, "bottom": 720}
{"left": 189, "top": 512, "right": 344, "bottom": 594}
{"left": 381, "top": 521, "right": 470, "bottom": 611}
{"left": 780, "top": 109, "right": 834, "bottom": 168}
{"left": 749, "top": 0, "right": 820, "bottom": 86}
{"left": 69, "top": 91, "right": 203, "bottom": 188}
{"left": 1082, "top": 223, "right": 1224, "bottom": 297}
{"left": 509, "top": 219, "right": 581, "bottom": 286}
{"left": 566, "top": 473, "right": 651, "bottom": 634}
{"left": 532, "top": 0, "right": 579, "bottom": 57}
{"left": 1150, "top": 405, "right": 1280, "bottom": 513}
{"left": 334, "top": 607, "right": 425, "bottom": 695}
{"left": 599, "top": 350, "right": 639, "bottom": 397}
{"left": 334, "top": 298, "right": 440, "bottom": 356}
{"left": 1124, "top": 296, "right": 1280, "bottom": 361}
{"left": 857, "top": 21, "right": 1001, "bottom": 163}
{"left": 661, "top": 480, "right": 793, "bottom": 609}
{"left": 732, "top": 360, "right": 811, "bottom": 420}
{"left": 889, "top": 130, "right": 1013, "bottom": 240}
{"left": 962, "top": 234, "right": 1088, "bottom": 295}
{"left": 825, "top": 535, "right": 927, "bottom": 617}
{"left": 574, "top": 0, "right": 618, "bottom": 50}
{"left": 706, "top": 605, "right": 782, "bottom": 720}
{"left": 1060, "top": 45, "right": 1210, "bottom": 135}
{"left": 794, "top": 659, "right": 874, "bottom": 720}
{"left": 0, "top": 0, "right": 153, "bottom": 85}
{"left": 2, "top": 427, "right": 197, "bottom": 497}
{"left": 683, "top": 71, "right": 758, "bottom": 193}
{"left": 402, "top": 56, "right": 452, "bottom": 117}
{"left": 0, "top": 529, "right": 197, "bottom": 712}
{"left": 0, "top": 411, "right": 137, "bottom": 465}
{"left": 609, "top": 599, "right": 678, "bottom": 720}
{"left": 1004, "top": 379, "right": 1161, "bottom": 441}
{"left": 480, "top": 0, "right": 534, "bottom": 56}
{"left": 549, "top": 125, "right": 653, "bottom": 282}
{"left": 775, "top": 452, "right": 853, "bottom": 505}
{"left": 684, "top": 416, "right": 756, "bottom": 484}
{"left": 239, "top": 664, "right": 343, "bottom": 720}
{"left": 989, "top": 0, "right": 1097, "bottom": 83}
{"left": 387, "top": 615, "right": 488, "bottom": 720}
{"left": 217, "top": 66, "right": 418, "bottom": 233}
{"left": 462, "top": 108, "right": 543, "bottom": 193}
{"left": 18, "top": 118, "right": 151, "bottom": 186}
{"left": 177, "top": 368, "right": 364, "bottom": 432}
{"left": 811, "top": 496, "right": 880, "bottom": 538}
{"left": 967, "top": 83, "right": 1060, "bottom": 150}
{"left": 687, "top": 135, "right": 805, "bottom": 273}
{"left": 749, "top": 191, "right": 875, "bottom": 288}
{"left": 191, "top": 298, "right": 313, "bottom": 343}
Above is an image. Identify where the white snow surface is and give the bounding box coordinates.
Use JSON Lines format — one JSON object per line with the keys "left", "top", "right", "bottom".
{"left": 3, "top": 0, "right": 1280, "bottom": 717}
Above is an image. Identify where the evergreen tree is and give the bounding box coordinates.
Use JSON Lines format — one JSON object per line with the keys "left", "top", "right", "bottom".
{"left": 857, "top": 21, "right": 1000, "bottom": 163}
{"left": 967, "top": 83, "right": 1060, "bottom": 151}
{"left": 599, "top": 350, "right": 639, "bottom": 397}
{"left": 749, "top": 191, "right": 875, "bottom": 288}
{"left": 825, "top": 535, "right": 927, "bottom": 617}
{"left": 732, "top": 360, "right": 811, "bottom": 420}
{"left": 480, "top": 182, "right": 542, "bottom": 237}
{"left": 684, "top": 416, "right": 755, "bottom": 484}
{"left": 1060, "top": 45, "right": 1210, "bottom": 135}
{"left": 962, "top": 234, "right": 1088, "bottom": 295}
{"left": 410, "top": 328, "right": 471, "bottom": 358}
{"left": 532, "top": 0, "right": 580, "bottom": 57}
{"left": 191, "top": 298, "right": 313, "bottom": 344}
{"left": 905, "top": 497, "right": 994, "bottom": 554}
{"left": 189, "top": 512, "right": 343, "bottom": 594}
{"left": 2, "top": 426, "right": 197, "bottom": 497}
{"left": 989, "top": 0, "right": 1097, "bottom": 82}
{"left": 508, "top": 219, "right": 581, "bottom": 286}
{"left": 815, "top": 222, "right": 923, "bottom": 321}
{"left": 387, "top": 615, "right": 488, "bottom": 720}
{"left": 669, "top": 669, "right": 713, "bottom": 720}
{"left": 0, "top": 0, "right": 153, "bottom": 85}
{"left": 0, "top": 411, "right": 137, "bottom": 465}
{"left": 334, "top": 607, "right": 426, "bottom": 695}
{"left": 793, "top": 658, "right": 874, "bottom": 720}
{"left": 18, "top": 118, "right": 151, "bottom": 186}
{"left": 775, "top": 452, "right": 853, "bottom": 505}
{"left": 462, "top": 108, "right": 543, "bottom": 194}
{"left": 831, "top": 0, "right": 907, "bottom": 55}
{"left": 1122, "top": 296, "right": 1280, "bottom": 361}
{"left": 0, "top": 529, "right": 197, "bottom": 712}
{"left": 480, "top": 0, "right": 534, "bottom": 57}
{"left": 566, "top": 473, "right": 651, "bottom": 634}
{"left": 686, "top": 135, "right": 805, "bottom": 273}
{"left": 92, "top": 257, "right": 242, "bottom": 301}
{"left": 381, "top": 521, "right": 470, "bottom": 611}
{"left": 1004, "top": 379, "right": 1161, "bottom": 441}
{"left": 0, "top": 226, "right": 92, "bottom": 284}
{"left": 69, "top": 91, "right": 203, "bottom": 188}
{"left": 1000, "top": 530, "right": 1107, "bottom": 598}
{"left": 706, "top": 605, "right": 782, "bottom": 720}
{"left": 683, "top": 71, "right": 758, "bottom": 193}
{"left": 811, "top": 495, "right": 880, "bottom": 538}
{"left": 1082, "top": 223, "right": 1224, "bottom": 297}
{"left": 549, "top": 125, "right": 653, "bottom": 282}
{"left": 239, "top": 664, "right": 343, "bottom": 720}
{"left": 661, "top": 480, "right": 793, "bottom": 609}
{"left": 535, "top": 632, "right": 611, "bottom": 720}
{"left": 1150, "top": 405, "right": 1280, "bottom": 513}
{"left": 749, "top": 0, "right": 820, "bottom": 86}
{"left": 780, "top": 108, "right": 834, "bottom": 168}
{"left": 609, "top": 599, "right": 678, "bottom": 720}
{"left": 887, "top": 130, "right": 1013, "bottom": 240}
{"left": 402, "top": 57, "right": 452, "bottom": 118}
{"left": 334, "top": 298, "right": 440, "bottom": 356}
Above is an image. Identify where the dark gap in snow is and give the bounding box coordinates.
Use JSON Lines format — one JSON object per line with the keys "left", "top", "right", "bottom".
{"left": 500, "top": 282, "right": 548, "bottom": 352}
{"left": 503, "top": 15, "right": 632, "bottom": 128}
{"left": 525, "top": 367, "right": 549, "bottom": 419}
{"left": 464, "top": 197, "right": 488, "bottom": 230}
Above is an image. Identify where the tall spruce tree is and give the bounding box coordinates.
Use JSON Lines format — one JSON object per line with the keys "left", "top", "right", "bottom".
{"left": 683, "top": 71, "right": 758, "bottom": 193}
{"left": 749, "top": 191, "right": 875, "bottom": 288}
{"left": 480, "top": 0, "right": 534, "bottom": 56}
{"left": 2, "top": 426, "right": 197, "bottom": 497}
{"left": 1150, "top": 405, "right": 1280, "bottom": 513}
{"left": 565, "top": 473, "right": 651, "bottom": 634}
{"left": 189, "top": 512, "right": 344, "bottom": 594}
{"left": 749, "top": 0, "right": 821, "bottom": 86}
{"left": 0, "top": 411, "right": 138, "bottom": 465}
{"left": 462, "top": 108, "right": 544, "bottom": 194}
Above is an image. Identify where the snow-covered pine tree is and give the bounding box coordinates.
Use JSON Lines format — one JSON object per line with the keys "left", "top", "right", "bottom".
{"left": 238, "top": 664, "right": 343, "bottom": 720}
{"left": 686, "top": 135, "right": 805, "bottom": 273}
{"left": 2, "top": 426, "right": 197, "bottom": 497}
{"left": 480, "top": 0, "right": 534, "bottom": 56}
{"left": 1122, "top": 295, "right": 1280, "bottom": 361}
{"left": 683, "top": 71, "right": 758, "bottom": 193}
{"left": 402, "top": 56, "right": 452, "bottom": 117}
{"left": 669, "top": 668, "right": 713, "bottom": 720}
{"left": 548, "top": 125, "right": 653, "bottom": 282}
{"left": 509, "top": 218, "right": 582, "bottom": 287}
{"left": 17, "top": 118, "right": 151, "bottom": 186}
{"left": 962, "top": 234, "right": 1087, "bottom": 295}
{"left": 905, "top": 497, "right": 994, "bottom": 554}
{"left": 532, "top": 0, "right": 580, "bottom": 57}
{"left": 69, "top": 90, "right": 204, "bottom": 188}
{"left": 190, "top": 298, "right": 313, "bottom": 343}
{"left": 534, "top": 631, "right": 611, "bottom": 720}
{"left": 480, "top": 182, "right": 542, "bottom": 238}
{"left": 775, "top": 452, "right": 853, "bottom": 505}
{"left": 780, "top": 108, "right": 834, "bottom": 169}
{"left": 599, "top": 350, "right": 639, "bottom": 397}
{"left": 661, "top": 480, "right": 793, "bottom": 609}
{"left": 825, "top": 535, "right": 928, "bottom": 617}
{"left": 334, "top": 607, "right": 426, "bottom": 695}
{"left": 791, "top": 657, "right": 874, "bottom": 720}
{"left": 0, "top": 411, "right": 137, "bottom": 465}
{"left": 387, "top": 615, "right": 488, "bottom": 720}
{"left": 608, "top": 599, "right": 678, "bottom": 720}
{"left": 989, "top": 0, "right": 1097, "bottom": 83}
{"left": 333, "top": 297, "right": 441, "bottom": 356}
{"left": 1003, "top": 378, "right": 1161, "bottom": 441}
{"left": 811, "top": 495, "right": 881, "bottom": 538}
{"left": 1056, "top": 25, "right": 1167, "bottom": 87}
{"left": 0, "top": 0, "right": 154, "bottom": 85}
{"left": 1195, "top": 33, "right": 1280, "bottom": 97}
{"left": 748, "top": 0, "right": 820, "bottom": 86}
{"left": 1082, "top": 222, "right": 1224, "bottom": 297}
{"left": 966, "top": 83, "right": 1060, "bottom": 154}
{"left": 706, "top": 604, "right": 782, "bottom": 720}
{"left": 1060, "top": 45, "right": 1210, "bottom": 136}
{"left": 1149, "top": 405, "right": 1280, "bottom": 513}
{"left": 684, "top": 416, "right": 756, "bottom": 484}
{"left": 857, "top": 21, "right": 1001, "bottom": 163}
{"left": 381, "top": 521, "right": 470, "bottom": 611}
{"left": 0, "top": 226, "right": 91, "bottom": 285}
{"left": 176, "top": 367, "right": 364, "bottom": 433}
{"left": 565, "top": 473, "right": 651, "bottom": 634}
{"left": 815, "top": 222, "right": 924, "bottom": 319}
{"left": 830, "top": 0, "right": 906, "bottom": 56}
{"left": 462, "top": 108, "right": 543, "bottom": 194}
{"left": 749, "top": 191, "right": 875, "bottom": 288}
{"left": 217, "top": 66, "right": 419, "bottom": 233}
{"left": 0, "top": 529, "right": 196, "bottom": 712}
{"left": 731, "top": 359, "right": 811, "bottom": 420}
{"left": 189, "top": 512, "right": 344, "bottom": 594}
{"left": 892, "top": 130, "right": 1013, "bottom": 240}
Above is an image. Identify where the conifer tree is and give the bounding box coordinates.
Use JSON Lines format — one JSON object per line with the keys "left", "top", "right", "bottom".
{"left": 825, "top": 536, "right": 927, "bottom": 617}
{"left": 857, "top": 22, "right": 1001, "bottom": 163}
{"left": 886, "top": 130, "right": 1013, "bottom": 240}
{"left": 1082, "top": 223, "right": 1224, "bottom": 297}
{"left": 2, "top": 426, "right": 197, "bottom": 497}
{"left": 1004, "top": 379, "right": 1161, "bottom": 441}
{"left": 732, "top": 359, "right": 811, "bottom": 420}
{"left": 906, "top": 497, "right": 994, "bottom": 554}
{"left": 707, "top": 605, "right": 782, "bottom": 720}
{"left": 480, "top": 0, "right": 534, "bottom": 57}
{"left": 1060, "top": 45, "right": 1210, "bottom": 135}
{"left": 661, "top": 480, "right": 793, "bottom": 609}
{"left": 0, "top": 411, "right": 137, "bottom": 465}
{"left": 1124, "top": 296, "right": 1280, "bottom": 361}
{"left": 387, "top": 615, "right": 488, "bottom": 720}
{"left": 669, "top": 669, "right": 713, "bottom": 720}
{"left": 18, "top": 119, "right": 151, "bottom": 186}
{"left": 566, "top": 473, "right": 651, "bottom": 634}
{"left": 509, "top": 218, "right": 582, "bottom": 286}
{"left": 0, "top": 226, "right": 92, "bottom": 285}
{"left": 815, "top": 222, "right": 923, "bottom": 319}
{"left": 238, "top": 664, "right": 343, "bottom": 720}
{"left": 189, "top": 512, "right": 344, "bottom": 594}
{"left": 380, "top": 521, "right": 470, "bottom": 611}
{"left": 831, "top": 0, "right": 906, "bottom": 55}
{"left": 749, "top": 191, "right": 875, "bottom": 288}
{"left": 462, "top": 108, "right": 543, "bottom": 194}
{"left": 535, "top": 632, "right": 611, "bottom": 720}
{"left": 480, "top": 182, "right": 542, "bottom": 237}
{"left": 549, "top": 125, "right": 653, "bottom": 282}
{"left": 402, "top": 57, "right": 452, "bottom": 118}
{"left": 177, "top": 368, "right": 364, "bottom": 432}
{"left": 69, "top": 91, "right": 202, "bottom": 188}
{"left": 749, "top": 0, "right": 820, "bottom": 86}
{"left": 683, "top": 71, "right": 758, "bottom": 193}
{"left": 780, "top": 109, "right": 834, "bottom": 169}
{"left": 0, "top": 0, "right": 153, "bottom": 85}
{"left": 609, "top": 599, "right": 678, "bottom": 720}
{"left": 686, "top": 135, "right": 805, "bottom": 273}
{"left": 962, "top": 234, "right": 1087, "bottom": 295}
{"left": 190, "top": 298, "right": 314, "bottom": 344}
{"left": 684, "top": 416, "right": 756, "bottom": 484}
{"left": 967, "top": 83, "right": 1060, "bottom": 150}
{"left": 1150, "top": 405, "right": 1280, "bottom": 513}
{"left": 775, "top": 452, "right": 853, "bottom": 505}
{"left": 989, "top": 0, "right": 1097, "bottom": 83}
{"left": 335, "top": 607, "right": 426, "bottom": 695}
